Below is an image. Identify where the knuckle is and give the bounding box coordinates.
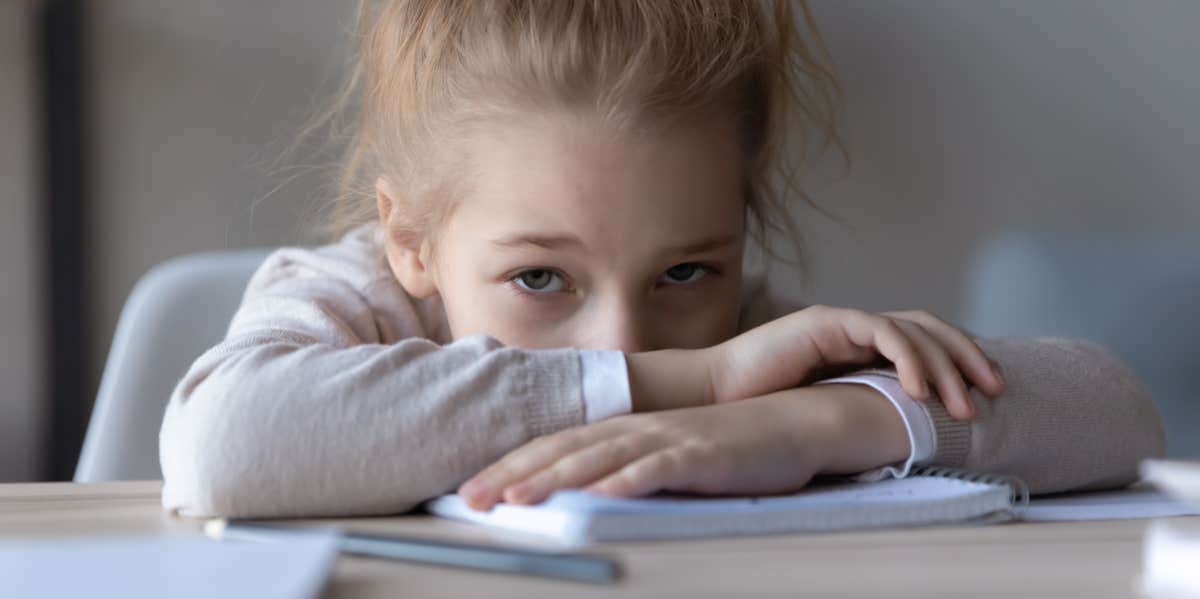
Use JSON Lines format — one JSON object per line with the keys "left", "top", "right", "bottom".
{"left": 647, "top": 451, "right": 684, "bottom": 479}
{"left": 671, "top": 444, "right": 704, "bottom": 469}
{"left": 806, "top": 307, "right": 844, "bottom": 326}
{"left": 553, "top": 448, "right": 591, "bottom": 472}
{"left": 840, "top": 307, "right": 867, "bottom": 320}
{"left": 522, "top": 435, "right": 577, "bottom": 463}
{"left": 875, "top": 316, "right": 906, "bottom": 338}
{"left": 606, "top": 434, "right": 646, "bottom": 460}
{"left": 617, "top": 463, "right": 651, "bottom": 487}
{"left": 526, "top": 434, "right": 560, "bottom": 453}
{"left": 821, "top": 307, "right": 856, "bottom": 330}
{"left": 889, "top": 317, "right": 918, "bottom": 335}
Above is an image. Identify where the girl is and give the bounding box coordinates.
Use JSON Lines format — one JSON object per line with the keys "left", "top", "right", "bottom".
{"left": 159, "top": 0, "right": 1164, "bottom": 518}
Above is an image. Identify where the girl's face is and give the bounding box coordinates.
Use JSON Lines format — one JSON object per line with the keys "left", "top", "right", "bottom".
{"left": 382, "top": 112, "right": 747, "bottom": 352}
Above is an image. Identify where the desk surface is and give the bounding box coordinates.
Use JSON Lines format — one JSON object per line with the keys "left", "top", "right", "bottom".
{"left": 0, "top": 481, "right": 1187, "bottom": 598}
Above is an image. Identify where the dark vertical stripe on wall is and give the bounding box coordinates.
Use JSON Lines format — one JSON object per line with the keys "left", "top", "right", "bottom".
{"left": 36, "top": 0, "right": 90, "bottom": 480}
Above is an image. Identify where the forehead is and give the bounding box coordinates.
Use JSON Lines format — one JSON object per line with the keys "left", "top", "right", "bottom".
{"left": 452, "top": 112, "right": 746, "bottom": 252}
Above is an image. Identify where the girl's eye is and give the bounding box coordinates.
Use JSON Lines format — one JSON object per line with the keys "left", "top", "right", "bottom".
{"left": 512, "top": 269, "right": 566, "bottom": 294}
{"left": 660, "top": 263, "right": 710, "bottom": 285}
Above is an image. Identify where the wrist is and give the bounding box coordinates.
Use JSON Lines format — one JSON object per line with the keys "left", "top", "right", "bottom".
{"left": 626, "top": 348, "right": 717, "bottom": 412}
{"left": 802, "top": 384, "right": 911, "bottom": 475}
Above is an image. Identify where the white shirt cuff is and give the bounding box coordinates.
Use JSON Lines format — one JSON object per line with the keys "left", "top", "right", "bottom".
{"left": 814, "top": 373, "right": 937, "bottom": 481}
{"left": 578, "top": 350, "right": 633, "bottom": 423}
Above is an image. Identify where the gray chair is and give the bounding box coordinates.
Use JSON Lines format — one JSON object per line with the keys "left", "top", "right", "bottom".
{"left": 74, "top": 248, "right": 273, "bottom": 482}
{"left": 961, "top": 232, "right": 1200, "bottom": 457}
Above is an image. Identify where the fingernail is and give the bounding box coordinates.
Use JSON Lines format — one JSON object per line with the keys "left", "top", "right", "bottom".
{"left": 458, "top": 479, "right": 485, "bottom": 499}
{"left": 466, "top": 499, "right": 493, "bottom": 512}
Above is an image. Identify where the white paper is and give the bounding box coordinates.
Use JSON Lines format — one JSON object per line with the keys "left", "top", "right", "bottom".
{"left": 0, "top": 533, "right": 340, "bottom": 599}
{"left": 427, "top": 476, "right": 1014, "bottom": 544}
{"left": 1023, "top": 487, "right": 1200, "bottom": 522}
{"left": 1141, "top": 459, "right": 1200, "bottom": 509}
{"left": 1139, "top": 520, "right": 1200, "bottom": 596}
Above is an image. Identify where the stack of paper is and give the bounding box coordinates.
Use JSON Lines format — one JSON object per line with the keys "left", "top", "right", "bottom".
{"left": 1141, "top": 459, "right": 1200, "bottom": 510}
{"left": 1140, "top": 520, "right": 1200, "bottom": 597}
{"left": 0, "top": 533, "right": 339, "bottom": 599}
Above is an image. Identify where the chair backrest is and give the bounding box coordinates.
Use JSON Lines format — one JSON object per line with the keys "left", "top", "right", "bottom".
{"left": 74, "top": 248, "right": 274, "bottom": 482}
{"left": 961, "top": 232, "right": 1200, "bottom": 457}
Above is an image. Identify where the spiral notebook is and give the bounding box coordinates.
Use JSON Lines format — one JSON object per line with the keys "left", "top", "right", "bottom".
{"left": 425, "top": 466, "right": 1029, "bottom": 545}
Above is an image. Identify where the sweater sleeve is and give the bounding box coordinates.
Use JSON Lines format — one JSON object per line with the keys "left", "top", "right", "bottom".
{"left": 159, "top": 244, "right": 588, "bottom": 519}
{"left": 737, "top": 279, "right": 1167, "bottom": 495}
{"left": 841, "top": 337, "right": 1167, "bottom": 495}
{"left": 931, "top": 336, "right": 1165, "bottom": 494}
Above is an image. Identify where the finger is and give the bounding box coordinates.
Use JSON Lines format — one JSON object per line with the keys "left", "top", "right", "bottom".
{"left": 502, "top": 433, "right": 662, "bottom": 505}
{"left": 886, "top": 311, "right": 1005, "bottom": 396}
{"left": 892, "top": 320, "right": 975, "bottom": 420}
{"left": 838, "top": 311, "right": 930, "bottom": 400}
{"left": 459, "top": 426, "right": 605, "bottom": 510}
{"left": 588, "top": 445, "right": 713, "bottom": 498}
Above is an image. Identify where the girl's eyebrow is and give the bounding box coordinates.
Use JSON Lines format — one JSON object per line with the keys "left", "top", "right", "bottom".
{"left": 669, "top": 233, "right": 740, "bottom": 255}
{"left": 489, "top": 232, "right": 740, "bottom": 255}
{"left": 490, "top": 233, "right": 583, "bottom": 251}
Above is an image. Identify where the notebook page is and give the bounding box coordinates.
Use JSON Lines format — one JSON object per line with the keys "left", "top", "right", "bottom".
{"left": 426, "top": 476, "right": 1010, "bottom": 544}
{"left": 1023, "top": 487, "right": 1200, "bottom": 522}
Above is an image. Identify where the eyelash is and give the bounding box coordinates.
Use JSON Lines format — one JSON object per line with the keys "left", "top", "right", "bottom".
{"left": 505, "top": 263, "right": 720, "bottom": 299}
{"left": 506, "top": 268, "right": 569, "bottom": 299}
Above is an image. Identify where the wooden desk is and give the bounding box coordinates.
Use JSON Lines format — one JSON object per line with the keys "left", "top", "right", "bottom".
{"left": 0, "top": 481, "right": 1188, "bottom": 598}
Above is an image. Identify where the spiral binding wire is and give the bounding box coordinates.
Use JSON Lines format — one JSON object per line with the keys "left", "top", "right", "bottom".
{"left": 910, "top": 465, "right": 1030, "bottom": 517}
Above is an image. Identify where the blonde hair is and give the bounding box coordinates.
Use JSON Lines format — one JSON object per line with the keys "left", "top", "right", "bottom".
{"left": 312, "top": 0, "right": 847, "bottom": 263}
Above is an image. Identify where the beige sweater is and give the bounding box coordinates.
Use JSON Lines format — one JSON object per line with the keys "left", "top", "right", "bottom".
{"left": 159, "top": 224, "right": 1166, "bottom": 518}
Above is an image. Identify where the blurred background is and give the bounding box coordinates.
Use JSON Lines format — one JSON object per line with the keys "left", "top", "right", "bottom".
{"left": 2, "top": 1, "right": 1198, "bottom": 483}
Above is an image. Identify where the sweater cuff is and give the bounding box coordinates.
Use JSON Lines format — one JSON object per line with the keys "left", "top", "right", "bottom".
{"left": 817, "top": 366, "right": 973, "bottom": 473}
{"left": 817, "top": 374, "right": 935, "bottom": 480}
{"left": 578, "top": 350, "right": 633, "bottom": 423}
{"left": 922, "top": 395, "right": 971, "bottom": 467}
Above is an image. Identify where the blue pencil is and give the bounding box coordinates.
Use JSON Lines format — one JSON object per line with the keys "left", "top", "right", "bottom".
{"left": 204, "top": 519, "right": 621, "bottom": 585}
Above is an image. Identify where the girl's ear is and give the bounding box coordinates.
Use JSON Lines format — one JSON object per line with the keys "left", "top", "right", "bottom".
{"left": 376, "top": 177, "right": 439, "bottom": 299}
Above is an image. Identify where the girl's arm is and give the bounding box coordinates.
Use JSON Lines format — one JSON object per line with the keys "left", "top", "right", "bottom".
{"left": 462, "top": 284, "right": 1166, "bottom": 503}
{"left": 457, "top": 384, "right": 911, "bottom": 509}
{"left": 462, "top": 337, "right": 1166, "bottom": 506}
{"left": 740, "top": 278, "right": 1166, "bottom": 493}
{"left": 807, "top": 336, "right": 1167, "bottom": 494}
{"left": 158, "top": 240, "right": 714, "bottom": 520}
{"left": 922, "top": 336, "right": 1166, "bottom": 493}
{"left": 162, "top": 333, "right": 580, "bottom": 519}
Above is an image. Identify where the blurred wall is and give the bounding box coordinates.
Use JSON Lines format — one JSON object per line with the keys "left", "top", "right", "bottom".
{"left": 782, "top": 1, "right": 1200, "bottom": 314}
{"left": 38, "top": 0, "right": 1198, "bottom": 480}
{"left": 0, "top": 2, "right": 41, "bottom": 482}
{"left": 86, "top": 1, "right": 353, "bottom": 430}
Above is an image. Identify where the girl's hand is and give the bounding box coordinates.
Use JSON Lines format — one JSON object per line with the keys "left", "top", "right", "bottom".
{"left": 457, "top": 384, "right": 909, "bottom": 511}
{"left": 713, "top": 306, "right": 1006, "bottom": 420}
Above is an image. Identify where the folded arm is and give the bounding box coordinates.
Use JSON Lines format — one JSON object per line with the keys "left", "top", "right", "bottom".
{"left": 158, "top": 245, "right": 597, "bottom": 519}
{"left": 740, "top": 280, "right": 1166, "bottom": 494}
{"left": 939, "top": 336, "right": 1165, "bottom": 493}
